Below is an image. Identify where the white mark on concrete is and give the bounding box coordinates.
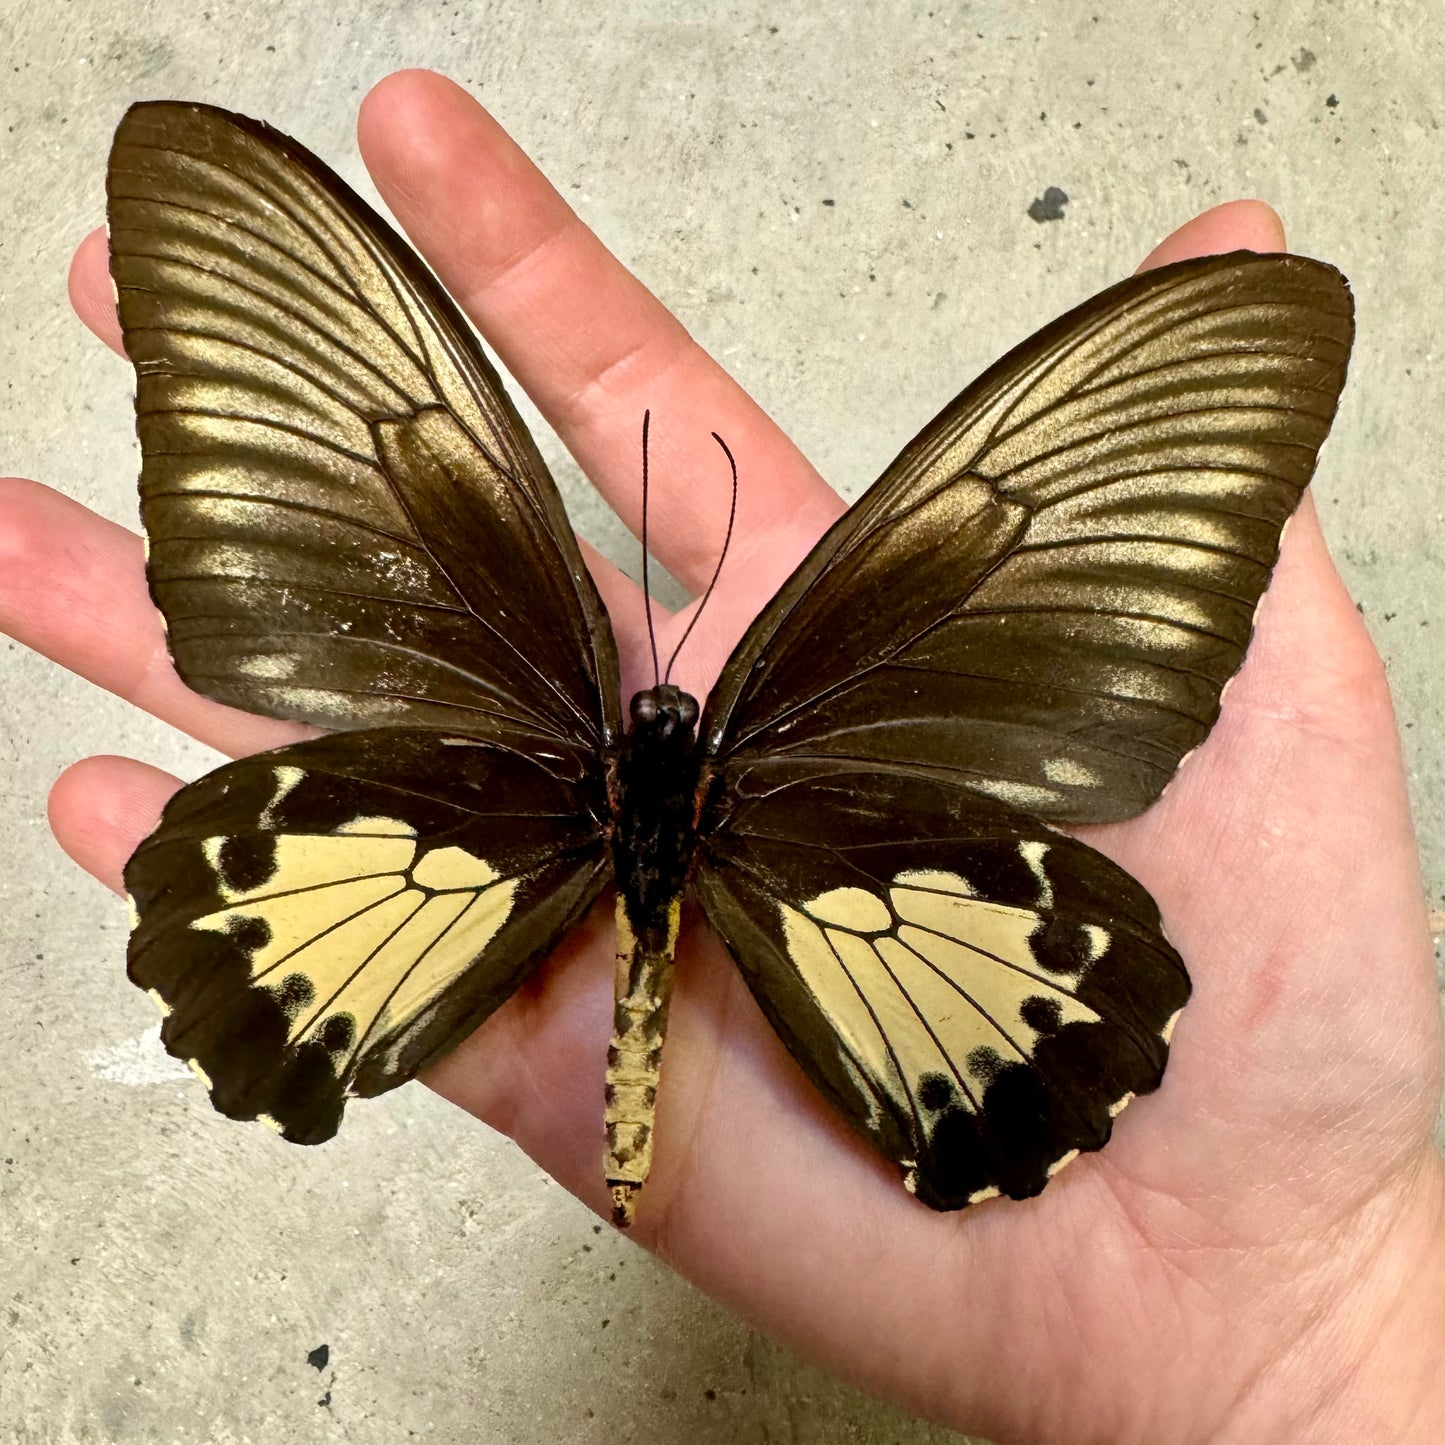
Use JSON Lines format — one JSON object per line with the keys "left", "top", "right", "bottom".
{"left": 85, "top": 1024, "right": 190, "bottom": 1086}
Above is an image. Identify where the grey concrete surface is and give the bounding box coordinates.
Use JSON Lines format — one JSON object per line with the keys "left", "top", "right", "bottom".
{"left": 1, "top": 1, "right": 1440, "bottom": 1442}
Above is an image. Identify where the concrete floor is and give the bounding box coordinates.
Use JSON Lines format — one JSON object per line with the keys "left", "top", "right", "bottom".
{"left": 1, "top": 2, "right": 1440, "bottom": 1441}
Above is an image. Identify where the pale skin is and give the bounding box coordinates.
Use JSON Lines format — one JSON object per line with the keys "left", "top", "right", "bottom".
{"left": 3, "top": 69, "right": 1441, "bottom": 1444}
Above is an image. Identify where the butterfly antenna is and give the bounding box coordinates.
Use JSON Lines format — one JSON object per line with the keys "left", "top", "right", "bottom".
{"left": 640, "top": 409, "right": 661, "bottom": 688}
{"left": 664, "top": 430, "right": 739, "bottom": 684}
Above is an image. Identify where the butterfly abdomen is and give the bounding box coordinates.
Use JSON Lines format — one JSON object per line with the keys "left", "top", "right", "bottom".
{"left": 604, "top": 686, "right": 702, "bottom": 1225}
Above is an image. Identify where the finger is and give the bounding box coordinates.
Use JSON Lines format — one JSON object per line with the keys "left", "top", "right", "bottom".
{"left": 48, "top": 754, "right": 183, "bottom": 895}
{"left": 69, "top": 225, "right": 124, "bottom": 355}
{"left": 0, "top": 476, "right": 304, "bottom": 757}
{"left": 1138, "top": 198, "right": 1286, "bottom": 270}
{"left": 357, "top": 70, "right": 844, "bottom": 601}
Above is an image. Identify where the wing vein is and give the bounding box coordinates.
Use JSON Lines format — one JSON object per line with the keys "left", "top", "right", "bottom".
{"left": 144, "top": 487, "right": 427, "bottom": 552}
{"left": 111, "top": 247, "right": 431, "bottom": 402}
{"left": 818, "top": 926, "right": 951, "bottom": 1135}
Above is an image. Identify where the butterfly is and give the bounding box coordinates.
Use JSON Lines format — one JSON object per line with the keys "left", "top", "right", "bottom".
{"left": 108, "top": 101, "right": 1353, "bottom": 1226}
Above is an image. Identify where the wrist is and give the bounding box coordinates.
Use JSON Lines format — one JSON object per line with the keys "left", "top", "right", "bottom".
{"left": 1218, "top": 1151, "right": 1445, "bottom": 1443}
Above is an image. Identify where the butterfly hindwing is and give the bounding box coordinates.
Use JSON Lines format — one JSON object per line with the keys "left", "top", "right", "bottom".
{"left": 702, "top": 252, "right": 1353, "bottom": 824}
{"left": 694, "top": 763, "right": 1189, "bottom": 1207}
{"left": 107, "top": 101, "right": 619, "bottom": 752}
{"left": 125, "top": 728, "right": 610, "bottom": 1144}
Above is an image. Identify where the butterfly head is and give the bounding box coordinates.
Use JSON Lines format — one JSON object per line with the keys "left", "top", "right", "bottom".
{"left": 629, "top": 685, "right": 700, "bottom": 750}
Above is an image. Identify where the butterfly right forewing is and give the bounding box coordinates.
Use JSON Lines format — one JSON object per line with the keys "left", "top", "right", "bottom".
{"left": 701, "top": 251, "right": 1353, "bottom": 825}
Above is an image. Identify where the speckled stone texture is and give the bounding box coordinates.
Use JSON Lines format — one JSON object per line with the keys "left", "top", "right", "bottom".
{"left": 1, "top": 3, "right": 1440, "bottom": 1442}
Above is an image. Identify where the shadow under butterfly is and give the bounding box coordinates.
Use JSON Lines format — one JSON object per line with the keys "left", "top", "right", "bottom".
{"left": 107, "top": 102, "right": 1353, "bottom": 1226}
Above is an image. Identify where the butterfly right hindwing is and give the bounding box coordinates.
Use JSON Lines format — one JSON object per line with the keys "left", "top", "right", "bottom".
{"left": 694, "top": 763, "right": 1189, "bottom": 1207}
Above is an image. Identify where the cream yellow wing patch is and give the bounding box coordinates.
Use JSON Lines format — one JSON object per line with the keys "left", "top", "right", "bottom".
{"left": 782, "top": 864, "right": 1102, "bottom": 1123}
{"left": 189, "top": 820, "right": 518, "bottom": 1077}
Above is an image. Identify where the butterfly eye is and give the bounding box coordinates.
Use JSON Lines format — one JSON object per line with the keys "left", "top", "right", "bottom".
{"left": 630, "top": 692, "right": 659, "bottom": 726}
{"left": 677, "top": 694, "right": 699, "bottom": 729}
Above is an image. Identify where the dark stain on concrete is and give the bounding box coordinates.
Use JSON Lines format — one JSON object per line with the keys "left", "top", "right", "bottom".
{"left": 1028, "top": 186, "right": 1069, "bottom": 223}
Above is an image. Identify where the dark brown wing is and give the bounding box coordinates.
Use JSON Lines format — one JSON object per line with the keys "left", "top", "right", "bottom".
{"left": 107, "top": 101, "right": 619, "bottom": 756}
{"left": 700, "top": 252, "right": 1353, "bottom": 824}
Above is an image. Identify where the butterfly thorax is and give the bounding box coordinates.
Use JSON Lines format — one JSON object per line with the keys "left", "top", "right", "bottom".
{"left": 603, "top": 684, "right": 702, "bottom": 1226}
{"left": 611, "top": 684, "right": 703, "bottom": 934}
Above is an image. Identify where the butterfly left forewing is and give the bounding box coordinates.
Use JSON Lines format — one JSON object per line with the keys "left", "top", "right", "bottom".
{"left": 126, "top": 727, "right": 609, "bottom": 1144}
{"left": 694, "top": 763, "right": 1188, "bottom": 1207}
{"left": 107, "top": 101, "right": 620, "bottom": 749}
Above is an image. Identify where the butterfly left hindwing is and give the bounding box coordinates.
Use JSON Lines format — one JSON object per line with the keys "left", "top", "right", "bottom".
{"left": 694, "top": 763, "right": 1189, "bottom": 1207}
{"left": 126, "top": 727, "right": 609, "bottom": 1144}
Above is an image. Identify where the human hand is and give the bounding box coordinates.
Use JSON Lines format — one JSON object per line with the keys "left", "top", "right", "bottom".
{"left": 5, "top": 70, "right": 1441, "bottom": 1444}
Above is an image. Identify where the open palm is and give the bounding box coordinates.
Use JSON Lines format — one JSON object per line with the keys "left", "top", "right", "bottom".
{"left": 6, "top": 71, "right": 1441, "bottom": 1444}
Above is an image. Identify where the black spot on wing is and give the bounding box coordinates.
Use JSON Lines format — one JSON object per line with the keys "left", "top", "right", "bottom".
{"left": 320, "top": 1013, "right": 356, "bottom": 1055}
{"left": 230, "top": 914, "right": 271, "bottom": 953}
{"left": 1020, "top": 994, "right": 1063, "bottom": 1035}
{"left": 277, "top": 972, "right": 314, "bottom": 1016}
{"left": 1029, "top": 914, "right": 1095, "bottom": 974}
{"left": 917, "top": 1072, "right": 956, "bottom": 1112}
{"left": 966, "top": 1045, "right": 1007, "bottom": 1084}
{"left": 217, "top": 833, "right": 278, "bottom": 894}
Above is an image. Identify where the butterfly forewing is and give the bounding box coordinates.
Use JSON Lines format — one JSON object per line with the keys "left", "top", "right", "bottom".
{"left": 106, "top": 101, "right": 619, "bottom": 750}
{"left": 125, "top": 728, "right": 609, "bottom": 1143}
{"left": 694, "top": 764, "right": 1189, "bottom": 1206}
{"left": 702, "top": 252, "right": 1353, "bottom": 824}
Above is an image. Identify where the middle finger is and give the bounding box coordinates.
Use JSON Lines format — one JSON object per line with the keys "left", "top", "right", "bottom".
{"left": 354, "top": 70, "right": 847, "bottom": 606}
